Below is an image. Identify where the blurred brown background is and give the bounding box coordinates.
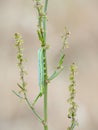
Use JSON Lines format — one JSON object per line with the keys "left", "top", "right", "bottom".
{"left": 0, "top": 0, "right": 98, "bottom": 130}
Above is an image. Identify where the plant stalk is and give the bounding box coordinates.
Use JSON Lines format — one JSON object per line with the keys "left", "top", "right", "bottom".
{"left": 43, "top": 0, "right": 48, "bottom": 130}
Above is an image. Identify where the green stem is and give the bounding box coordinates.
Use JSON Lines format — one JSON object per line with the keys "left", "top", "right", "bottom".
{"left": 44, "top": 83, "right": 48, "bottom": 130}
{"left": 44, "top": 0, "right": 48, "bottom": 13}
{"left": 32, "top": 92, "right": 42, "bottom": 106}
{"left": 43, "top": 0, "right": 48, "bottom": 45}
{"left": 43, "top": 0, "right": 48, "bottom": 130}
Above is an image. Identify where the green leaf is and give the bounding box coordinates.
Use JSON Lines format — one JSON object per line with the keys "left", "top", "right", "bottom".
{"left": 57, "top": 54, "right": 65, "bottom": 68}
{"left": 12, "top": 90, "right": 24, "bottom": 99}
{"left": 17, "top": 83, "right": 26, "bottom": 91}
{"left": 48, "top": 66, "right": 64, "bottom": 81}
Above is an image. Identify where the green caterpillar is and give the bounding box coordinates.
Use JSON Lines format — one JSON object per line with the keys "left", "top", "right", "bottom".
{"left": 38, "top": 48, "right": 45, "bottom": 95}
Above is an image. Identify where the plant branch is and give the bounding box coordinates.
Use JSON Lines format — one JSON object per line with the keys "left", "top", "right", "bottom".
{"left": 14, "top": 33, "right": 45, "bottom": 126}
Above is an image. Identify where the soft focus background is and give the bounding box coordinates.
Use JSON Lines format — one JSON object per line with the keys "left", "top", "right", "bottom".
{"left": 0, "top": 0, "right": 98, "bottom": 130}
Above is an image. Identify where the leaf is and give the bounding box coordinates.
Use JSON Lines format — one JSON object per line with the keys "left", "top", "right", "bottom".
{"left": 48, "top": 66, "right": 64, "bottom": 81}
{"left": 12, "top": 90, "right": 24, "bottom": 99}
{"left": 37, "top": 30, "right": 42, "bottom": 42}
{"left": 57, "top": 54, "right": 65, "bottom": 68}
{"left": 17, "top": 83, "right": 24, "bottom": 90}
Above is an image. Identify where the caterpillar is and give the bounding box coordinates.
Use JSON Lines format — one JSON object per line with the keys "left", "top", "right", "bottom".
{"left": 38, "top": 48, "right": 45, "bottom": 95}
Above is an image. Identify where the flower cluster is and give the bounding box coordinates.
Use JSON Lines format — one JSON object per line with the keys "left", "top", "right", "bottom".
{"left": 33, "top": 0, "right": 47, "bottom": 46}
{"left": 67, "top": 63, "right": 78, "bottom": 130}
{"left": 14, "top": 33, "right": 27, "bottom": 98}
{"left": 61, "top": 27, "right": 70, "bottom": 50}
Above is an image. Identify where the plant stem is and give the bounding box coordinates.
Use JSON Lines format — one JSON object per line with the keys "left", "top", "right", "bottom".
{"left": 43, "top": 0, "right": 48, "bottom": 130}
{"left": 44, "top": 83, "right": 48, "bottom": 130}
{"left": 43, "top": 0, "right": 48, "bottom": 45}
